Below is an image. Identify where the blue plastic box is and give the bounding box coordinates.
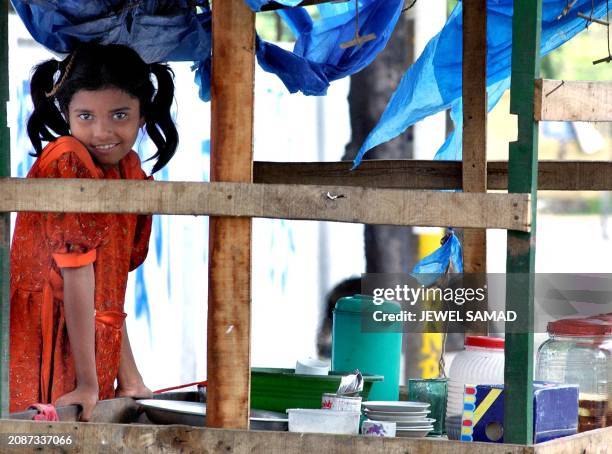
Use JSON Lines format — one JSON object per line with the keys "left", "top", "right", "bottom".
{"left": 460, "top": 382, "right": 578, "bottom": 443}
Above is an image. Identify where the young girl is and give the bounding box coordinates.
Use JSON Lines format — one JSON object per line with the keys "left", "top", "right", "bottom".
{"left": 10, "top": 43, "right": 178, "bottom": 421}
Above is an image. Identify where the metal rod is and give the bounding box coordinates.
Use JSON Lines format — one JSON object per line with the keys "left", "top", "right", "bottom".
{"left": 577, "top": 12, "right": 610, "bottom": 26}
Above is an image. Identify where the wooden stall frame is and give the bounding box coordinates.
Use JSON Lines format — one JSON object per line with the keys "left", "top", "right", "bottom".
{"left": 462, "top": 0, "right": 488, "bottom": 335}
{"left": 1, "top": 0, "right": 612, "bottom": 449}
{"left": 207, "top": 0, "right": 255, "bottom": 430}
{"left": 504, "top": 0, "right": 541, "bottom": 444}
{"left": 0, "top": 178, "right": 531, "bottom": 231}
{"left": 0, "top": 418, "right": 610, "bottom": 453}
{"left": 462, "top": 0, "right": 488, "bottom": 278}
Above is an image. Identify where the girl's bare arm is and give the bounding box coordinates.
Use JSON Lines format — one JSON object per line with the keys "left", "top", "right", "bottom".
{"left": 116, "top": 323, "right": 152, "bottom": 398}
{"left": 55, "top": 263, "right": 99, "bottom": 421}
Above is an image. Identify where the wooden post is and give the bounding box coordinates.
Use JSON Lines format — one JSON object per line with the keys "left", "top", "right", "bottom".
{"left": 0, "top": 0, "right": 10, "bottom": 418}
{"left": 462, "top": 0, "right": 488, "bottom": 334}
{"left": 462, "top": 0, "right": 487, "bottom": 272}
{"left": 504, "top": 0, "right": 542, "bottom": 444}
{"left": 207, "top": 0, "right": 255, "bottom": 429}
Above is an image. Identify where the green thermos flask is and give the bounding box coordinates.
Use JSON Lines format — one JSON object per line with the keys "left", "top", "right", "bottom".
{"left": 331, "top": 295, "right": 402, "bottom": 401}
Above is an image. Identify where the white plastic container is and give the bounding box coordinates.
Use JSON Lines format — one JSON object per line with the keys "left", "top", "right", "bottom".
{"left": 446, "top": 336, "right": 505, "bottom": 439}
{"left": 287, "top": 409, "right": 360, "bottom": 434}
{"left": 321, "top": 393, "right": 362, "bottom": 412}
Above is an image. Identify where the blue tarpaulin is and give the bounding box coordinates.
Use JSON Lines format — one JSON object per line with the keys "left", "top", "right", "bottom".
{"left": 353, "top": 0, "right": 610, "bottom": 167}
{"left": 10, "top": 1, "right": 212, "bottom": 63}
{"left": 256, "top": 0, "right": 403, "bottom": 95}
{"left": 246, "top": 0, "right": 302, "bottom": 11}
{"left": 11, "top": 0, "right": 403, "bottom": 99}
{"left": 412, "top": 229, "right": 463, "bottom": 286}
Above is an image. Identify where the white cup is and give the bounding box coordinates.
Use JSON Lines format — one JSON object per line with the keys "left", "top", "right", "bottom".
{"left": 361, "top": 420, "right": 397, "bottom": 437}
{"left": 295, "top": 358, "right": 329, "bottom": 375}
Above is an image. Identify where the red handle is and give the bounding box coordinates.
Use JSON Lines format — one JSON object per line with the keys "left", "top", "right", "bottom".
{"left": 153, "top": 380, "right": 208, "bottom": 394}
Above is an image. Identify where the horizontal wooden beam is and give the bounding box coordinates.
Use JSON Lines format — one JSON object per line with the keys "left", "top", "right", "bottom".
{"left": 535, "top": 79, "right": 612, "bottom": 121}
{"left": 259, "top": 0, "right": 348, "bottom": 12}
{"left": 2, "top": 416, "right": 611, "bottom": 452}
{"left": 0, "top": 178, "right": 530, "bottom": 231}
{"left": 0, "top": 419, "right": 534, "bottom": 453}
{"left": 254, "top": 160, "right": 612, "bottom": 191}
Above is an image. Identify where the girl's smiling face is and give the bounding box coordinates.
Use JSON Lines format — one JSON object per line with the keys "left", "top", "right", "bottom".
{"left": 67, "top": 87, "right": 144, "bottom": 169}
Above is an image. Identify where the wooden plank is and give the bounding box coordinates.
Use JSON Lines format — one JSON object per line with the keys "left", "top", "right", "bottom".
{"left": 0, "top": 179, "right": 531, "bottom": 231}
{"left": 504, "top": 0, "right": 542, "bottom": 445}
{"left": 254, "top": 160, "right": 465, "bottom": 189}
{"left": 0, "top": 157, "right": 607, "bottom": 202}
{"left": 8, "top": 398, "right": 139, "bottom": 424}
{"left": 535, "top": 79, "right": 612, "bottom": 122}
{"left": 208, "top": 0, "right": 255, "bottom": 430}
{"left": 0, "top": 0, "right": 10, "bottom": 419}
{"left": 534, "top": 426, "right": 612, "bottom": 454}
{"left": 0, "top": 420, "right": 533, "bottom": 453}
{"left": 255, "top": 160, "right": 612, "bottom": 191}
{"left": 462, "top": 0, "right": 487, "bottom": 190}
{"left": 462, "top": 0, "right": 488, "bottom": 334}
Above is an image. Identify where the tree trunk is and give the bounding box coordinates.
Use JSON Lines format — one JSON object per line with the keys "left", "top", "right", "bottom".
{"left": 343, "top": 10, "right": 422, "bottom": 382}
{"left": 343, "top": 11, "right": 418, "bottom": 274}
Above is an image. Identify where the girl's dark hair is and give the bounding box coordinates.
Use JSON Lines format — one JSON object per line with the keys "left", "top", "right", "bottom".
{"left": 27, "top": 43, "right": 178, "bottom": 173}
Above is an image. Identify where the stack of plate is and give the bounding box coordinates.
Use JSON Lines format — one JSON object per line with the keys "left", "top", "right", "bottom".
{"left": 361, "top": 401, "right": 435, "bottom": 438}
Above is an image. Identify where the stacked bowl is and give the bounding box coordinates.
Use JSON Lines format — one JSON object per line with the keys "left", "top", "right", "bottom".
{"left": 362, "top": 401, "right": 434, "bottom": 438}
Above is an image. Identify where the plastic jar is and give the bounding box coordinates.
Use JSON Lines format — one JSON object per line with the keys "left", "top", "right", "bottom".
{"left": 445, "top": 336, "right": 505, "bottom": 439}
{"left": 536, "top": 317, "right": 612, "bottom": 432}
{"left": 331, "top": 295, "right": 402, "bottom": 401}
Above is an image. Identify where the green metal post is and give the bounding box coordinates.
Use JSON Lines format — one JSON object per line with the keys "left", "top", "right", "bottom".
{"left": 504, "top": 0, "right": 542, "bottom": 444}
{"left": 0, "top": 0, "right": 10, "bottom": 418}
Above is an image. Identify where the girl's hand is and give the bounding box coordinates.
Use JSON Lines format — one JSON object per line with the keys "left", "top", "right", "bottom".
{"left": 115, "top": 381, "right": 153, "bottom": 399}
{"left": 55, "top": 384, "right": 99, "bottom": 422}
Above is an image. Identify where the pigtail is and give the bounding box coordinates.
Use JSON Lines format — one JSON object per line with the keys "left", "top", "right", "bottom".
{"left": 145, "top": 63, "right": 179, "bottom": 174}
{"left": 27, "top": 59, "right": 70, "bottom": 156}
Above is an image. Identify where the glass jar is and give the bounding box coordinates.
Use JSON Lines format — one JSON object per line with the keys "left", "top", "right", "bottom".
{"left": 536, "top": 317, "right": 612, "bottom": 432}
{"left": 445, "top": 336, "right": 505, "bottom": 440}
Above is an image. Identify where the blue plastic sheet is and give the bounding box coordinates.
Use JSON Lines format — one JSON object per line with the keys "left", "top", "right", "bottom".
{"left": 11, "top": 0, "right": 401, "bottom": 99}
{"left": 353, "top": 0, "right": 610, "bottom": 167}
{"left": 256, "top": 0, "right": 404, "bottom": 95}
{"left": 411, "top": 230, "right": 463, "bottom": 286}
{"left": 10, "top": 1, "right": 212, "bottom": 64}
{"left": 246, "top": 0, "right": 302, "bottom": 11}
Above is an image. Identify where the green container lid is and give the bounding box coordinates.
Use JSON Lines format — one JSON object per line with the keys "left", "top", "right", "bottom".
{"left": 334, "top": 294, "right": 401, "bottom": 314}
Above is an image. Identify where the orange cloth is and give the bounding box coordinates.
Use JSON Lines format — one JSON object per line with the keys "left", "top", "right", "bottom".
{"left": 9, "top": 136, "right": 153, "bottom": 412}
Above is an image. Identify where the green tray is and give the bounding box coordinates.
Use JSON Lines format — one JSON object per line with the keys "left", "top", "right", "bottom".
{"left": 251, "top": 367, "right": 383, "bottom": 413}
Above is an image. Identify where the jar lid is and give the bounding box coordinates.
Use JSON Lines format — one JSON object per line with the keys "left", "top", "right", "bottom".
{"left": 334, "top": 295, "right": 401, "bottom": 314}
{"left": 547, "top": 317, "right": 612, "bottom": 336}
{"left": 465, "top": 336, "right": 505, "bottom": 349}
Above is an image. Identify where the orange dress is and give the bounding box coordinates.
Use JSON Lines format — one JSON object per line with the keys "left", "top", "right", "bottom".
{"left": 9, "top": 136, "right": 152, "bottom": 412}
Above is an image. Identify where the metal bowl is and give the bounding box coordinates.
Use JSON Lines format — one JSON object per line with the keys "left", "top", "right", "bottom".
{"left": 137, "top": 400, "right": 288, "bottom": 431}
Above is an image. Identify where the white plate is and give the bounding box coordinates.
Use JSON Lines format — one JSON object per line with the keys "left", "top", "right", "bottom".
{"left": 363, "top": 409, "right": 430, "bottom": 417}
{"left": 362, "top": 411, "right": 430, "bottom": 422}
{"left": 138, "top": 399, "right": 204, "bottom": 415}
{"left": 362, "top": 401, "right": 430, "bottom": 412}
{"left": 396, "top": 427, "right": 433, "bottom": 438}
{"left": 396, "top": 418, "right": 436, "bottom": 428}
